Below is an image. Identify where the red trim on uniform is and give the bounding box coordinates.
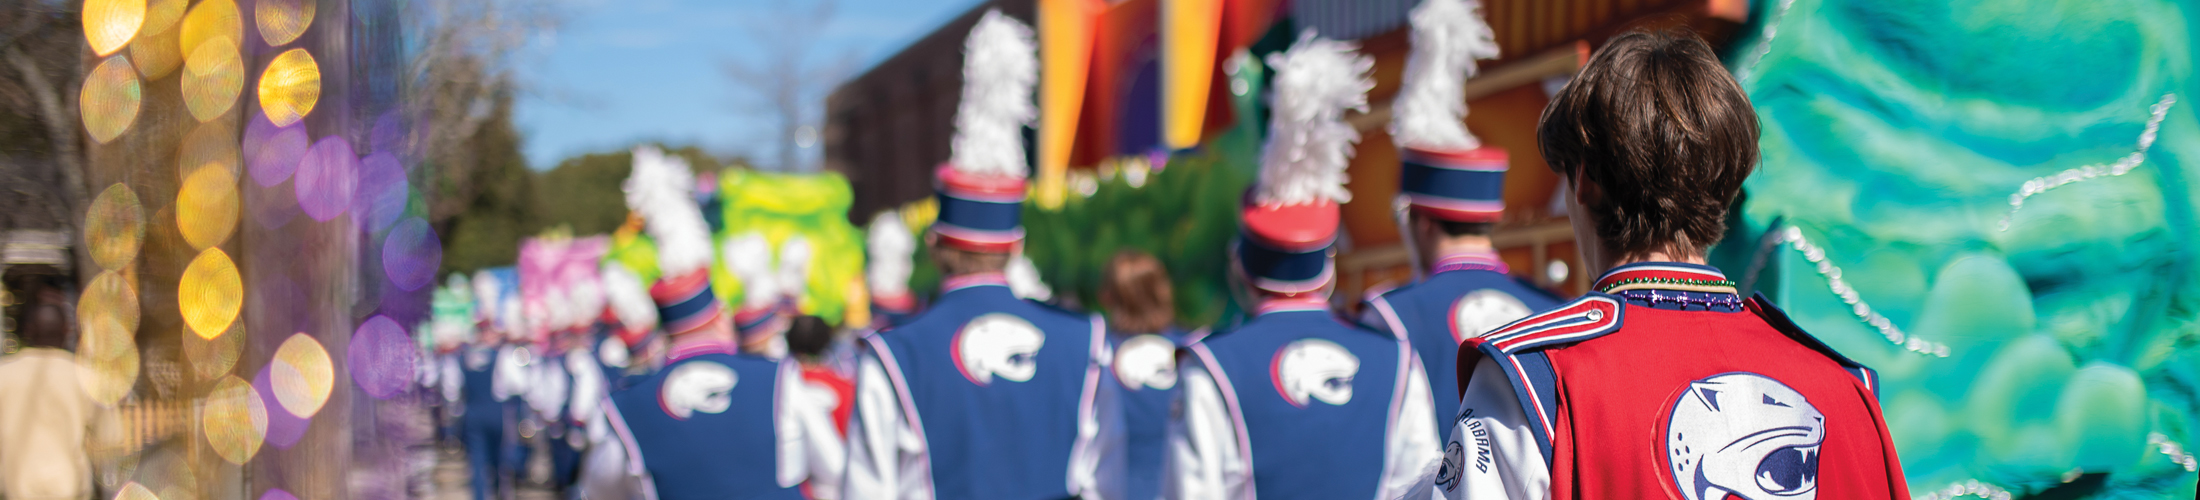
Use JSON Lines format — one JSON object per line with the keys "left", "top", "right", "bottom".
{"left": 1432, "top": 251, "right": 1509, "bottom": 275}
{"left": 1402, "top": 145, "right": 1510, "bottom": 167}
{"left": 942, "top": 273, "right": 1009, "bottom": 292}
{"left": 666, "top": 338, "right": 736, "bottom": 362}
{"left": 1253, "top": 297, "right": 1330, "bottom": 316}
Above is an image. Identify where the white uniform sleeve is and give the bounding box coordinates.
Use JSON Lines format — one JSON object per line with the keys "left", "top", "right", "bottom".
{"left": 568, "top": 351, "right": 606, "bottom": 426}
{"left": 1381, "top": 350, "right": 1441, "bottom": 500}
{"left": 795, "top": 370, "right": 849, "bottom": 499}
{"left": 1163, "top": 361, "right": 1249, "bottom": 499}
{"left": 841, "top": 348, "right": 931, "bottom": 499}
{"left": 579, "top": 401, "right": 647, "bottom": 500}
{"left": 441, "top": 355, "right": 464, "bottom": 404}
{"left": 1075, "top": 326, "right": 1127, "bottom": 500}
{"left": 494, "top": 346, "right": 532, "bottom": 402}
{"left": 1440, "top": 358, "right": 1549, "bottom": 500}
{"left": 776, "top": 360, "right": 811, "bottom": 489}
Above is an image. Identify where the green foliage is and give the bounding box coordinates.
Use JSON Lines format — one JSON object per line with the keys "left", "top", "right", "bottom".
{"left": 438, "top": 93, "right": 537, "bottom": 275}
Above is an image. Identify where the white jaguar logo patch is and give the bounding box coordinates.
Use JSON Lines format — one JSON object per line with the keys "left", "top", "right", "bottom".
{"left": 1665, "top": 372, "right": 1824, "bottom": 500}
{"left": 660, "top": 361, "right": 737, "bottom": 420}
{"left": 1114, "top": 334, "right": 1178, "bottom": 391}
{"left": 1452, "top": 289, "right": 1532, "bottom": 342}
{"left": 1270, "top": 338, "right": 1358, "bottom": 407}
{"left": 952, "top": 313, "right": 1045, "bottom": 386}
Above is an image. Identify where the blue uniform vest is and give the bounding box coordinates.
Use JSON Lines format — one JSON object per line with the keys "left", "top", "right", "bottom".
{"left": 606, "top": 351, "right": 800, "bottom": 500}
{"left": 867, "top": 282, "right": 1101, "bottom": 500}
{"left": 1111, "top": 328, "right": 1184, "bottom": 500}
{"left": 460, "top": 346, "right": 503, "bottom": 423}
{"left": 1363, "top": 268, "right": 1558, "bottom": 440}
{"left": 1193, "top": 309, "right": 1402, "bottom": 499}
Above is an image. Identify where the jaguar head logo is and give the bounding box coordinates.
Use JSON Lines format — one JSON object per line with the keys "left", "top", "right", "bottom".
{"left": 1271, "top": 338, "right": 1358, "bottom": 407}
{"left": 1452, "top": 289, "right": 1532, "bottom": 342}
{"left": 952, "top": 313, "right": 1046, "bottom": 385}
{"left": 659, "top": 361, "right": 737, "bottom": 420}
{"left": 1666, "top": 372, "right": 1825, "bottom": 500}
{"left": 1113, "top": 334, "right": 1178, "bottom": 391}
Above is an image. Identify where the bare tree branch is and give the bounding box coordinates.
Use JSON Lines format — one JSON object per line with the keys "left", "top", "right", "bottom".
{"left": 720, "top": 0, "right": 859, "bottom": 172}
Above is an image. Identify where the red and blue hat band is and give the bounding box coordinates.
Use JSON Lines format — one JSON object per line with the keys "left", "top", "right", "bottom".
{"left": 651, "top": 271, "right": 723, "bottom": 336}
{"left": 934, "top": 168, "right": 1027, "bottom": 253}
{"left": 1401, "top": 147, "right": 1507, "bottom": 222}
{"left": 1236, "top": 235, "right": 1334, "bottom": 293}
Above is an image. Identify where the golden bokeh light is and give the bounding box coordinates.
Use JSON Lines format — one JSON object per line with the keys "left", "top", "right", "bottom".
{"left": 179, "top": 120, "right": 240, "bottom": 178}
{"left": 143, "top": 0, "right": 185, "bottom": 31}
{"left": 81, "top": 56, "right": 143, "bottom": 144}
{"left": 179, "top": 0, "right": 240, "bottom": 59}
{"left": 272, "top": 333, "right": 334, "bottom": 418}
{"left": 82, "top": 0, "right": 146, "bottom": 57}
{"left": 179, "top": 248, "right": 242, "bottom": 340}
{"left": 255, "top": 0, "right": 315, "bottom": 47}
{"left": 79, "top": 271, "right": 141, "bottom": 335}
{"left": 128, "top": 22, "right": 179, "bottom": 80}
{"left": 257, "top": 49, "right": 320, "bottom": 127}
{"left": 183, "top": 321, "right": 244, "bottom": 382}
{"left": 76, "top": 315, "right": 140, "bottom": 406}
{"left": 177, "top": 164, "right": 239, "bottom": 250}
{"left": 85, "top": 183, "right": 144, "bottom": 270}
{"left": 114, "top": 482, "right": 158, "bottom": 500}
{"left": 202, "top": 375, "right": 267, "bottom": 465}
{"left": 182, "top": 35, "right": 243, "bottom": 122}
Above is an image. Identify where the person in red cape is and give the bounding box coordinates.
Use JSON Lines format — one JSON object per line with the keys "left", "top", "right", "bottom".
{"left": 1434, "top": 29, "right": 1910, "bottom": 500}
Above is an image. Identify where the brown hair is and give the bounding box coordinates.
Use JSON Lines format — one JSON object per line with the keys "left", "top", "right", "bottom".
{"left": 1537, "top": 29, "right": 1759, "bottom": 258}
{"left": 932, "top": 244, "right": 1011, "bottom": 276}
{"left": 1099, "top": 250, "right": 1175, "bottom": 335}
{"left": 785, "top": 315, "right": 832, "bottom": 360}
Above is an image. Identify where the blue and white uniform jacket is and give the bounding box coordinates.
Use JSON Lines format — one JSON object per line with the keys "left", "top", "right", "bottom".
{"left": 1359, "top": 252, "right": 1559, "bottom": 441}
{"left": 843, "top": 273, "right": 1126, "bottom": 500}
{"left": 580, "top": 339, "right": 834, "bottom": 500}
{"left": 1166, "top": 298, "right": 1440, "bottom": 499}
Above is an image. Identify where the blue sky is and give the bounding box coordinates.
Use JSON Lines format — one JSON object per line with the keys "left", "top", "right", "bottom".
{"left": 515, "top": 0, "right": 981, "bottom": 169}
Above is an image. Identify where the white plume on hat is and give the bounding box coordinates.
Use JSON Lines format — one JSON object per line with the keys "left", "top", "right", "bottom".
{"left": 723, "top": 232, "right": 781, "bottom": 311}
{"left": 1392, "top": 0, "right": 1500, "bottom": 151}
{"left": 949, "top": 9, "right": 1038, "bottom": 179}
{"left": 777, "top": 236, "right": 812, "bottom": 304}
{"left": 624, "top": 146, "right": 715, "bottom": 278}
{"left": 1257, "top": 30, "right": 1374, "bottom": 206}
{"left": 1006, "top": 253, "right": 1053, "bottom": 301}
{"left": 866, "top": 210, "right": 915, "bottom": 298}
{"left": 472, "top": 270, "right": 502, "bottom": 324}
{"left": 600, "top": 262, "right": 659, "bottom": 332}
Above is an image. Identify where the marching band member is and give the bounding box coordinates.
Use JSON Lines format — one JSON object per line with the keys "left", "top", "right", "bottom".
{"left": 1097, "top": 250, "right": 1189, "bottom": 500}
{"left": 866, "top": 210, "right": 921, "bottom": 329}
{"left": 1435, "top": 30, "right": 1908, "bottom": 499}
{"left": 787, "top": 315, "right": 854, "bottom": 499}
{"left": 1360, "top": 0, "right": 1560, "bottom": 441}
{"left": 581, "top": 146, "right": 828, "bottom": 499}
{"left": 1164, "top": 31, "right": 1440, "bottom": 500}
{"left": 842, "top": 10, "right": 1124, "bottom": 499}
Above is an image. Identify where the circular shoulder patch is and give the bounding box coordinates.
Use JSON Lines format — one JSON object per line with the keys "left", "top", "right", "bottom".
{"left": 1270, "top": 338, "right": 1359, "bottom": 407}
{"left": 659, "top": 361, "right": 737, "bottom": 420}
{"left": 1663, "top": 372, "right": 1824, "bottom": 500}
{"left": 952, "top": 313, "right": 1046, "bottom": 386}
{"left": 1113, "top": 334, "right": 1178, "bottom": 391}
{"left": 1450, "top": 289, "right": 1532, "bottom": 343}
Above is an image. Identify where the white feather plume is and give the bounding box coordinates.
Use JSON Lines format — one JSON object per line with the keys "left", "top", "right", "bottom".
{"left": 866, "top": 210, "right": 914, "bottom": 297}
{"left": 600, "top": 262, "right": 659, "bottom": 332}
{"left": 1257, "top": 30, "right": 1374, "bottom": 206}
{"left": 722, "top": 232, "right": 781, "bottom": 310}
{"left": 949, "top": 9, "right": 1038, "bottom": 178}
{"left": 624, "top": 146, "right": 715, "bottom": 277}
{"left": 1391, "top": 0, "right": 1501, "bottom": 150}
{"left": 1006, "top": 253, "right": 1053, "bottom": 301}
{"left": 777, "top": 236, "right": 812, "bottom": 303}
{"left": 472, "top": 270, "right": 502, "bottom": 324}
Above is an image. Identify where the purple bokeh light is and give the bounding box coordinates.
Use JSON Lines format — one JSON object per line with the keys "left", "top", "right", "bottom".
{"left": 250, "top": 126, "right": 309, "bottom": 188}
{"left": 254, "top": 368, "right": 310, "bottom": 449}
{"left": 349, "top": 315, "right": 416, "bottom": 400}
{"left": 296, "top": 137, "right": 358, "bottom": 222}
{"left": 382, "top": 218, "right": 441, "bottom": 291}
{"left": 354, "top": 152, "right": 408, "bottom": 233}
{"left": 259, "top": 489, "right": 298, "bottom": 500}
